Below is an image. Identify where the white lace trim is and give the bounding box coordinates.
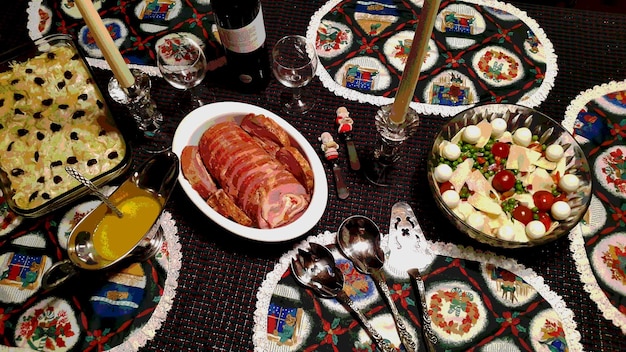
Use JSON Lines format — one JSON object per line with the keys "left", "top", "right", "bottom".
{"left": 25, "top": 0, "right": 163, "bottom": 78}
{"left": 563, "top": 80, "right": 626, "bottom": 335}
{"left": 110, "top": 211, "right": 182, "bottom": 351}
{"left": 305, "top": 0, "right": 558, "bottom": 117}
{"left": 253, "top": 230, "right": 583, "bottom": 351}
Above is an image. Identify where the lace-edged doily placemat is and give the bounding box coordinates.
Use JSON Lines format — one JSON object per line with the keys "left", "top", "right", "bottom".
{"left": 305, "top": 0, "right": 557, "bottom": 117}
{"left": 253, "top": 231, "right": 582, "bottom": 351}
{"left": 25, "top": 0, "right": 225, "bottom": 77}
{"left": 0, "top": 191, "right": 181, "bottom": 351}
{"left": 563, "top": 80, "right": 626, "bottom": 334}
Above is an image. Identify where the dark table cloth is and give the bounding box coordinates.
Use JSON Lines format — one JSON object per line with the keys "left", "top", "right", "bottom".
{"left": 0, "top": 0, "right": 625, "bottom": 351}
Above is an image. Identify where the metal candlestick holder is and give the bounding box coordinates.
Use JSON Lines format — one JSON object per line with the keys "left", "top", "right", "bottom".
{"left": 363, "top": 104, "right": 419, "bottom": 186}
{"left": 108, "top": 69, "right": 163, "bottom": 138}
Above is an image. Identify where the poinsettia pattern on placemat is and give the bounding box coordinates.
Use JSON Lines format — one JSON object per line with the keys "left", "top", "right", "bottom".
{"left": 253, "top": 231, "right": 582, "bottom": 351}
{"left": 26, "top": 0, "right": 224, "bottom": 76}
{"left": 0, "top": 191, "right": 181, "bottom": 351}
{"left": 306, "top": 0, "right": 558, "bottom": 117}
{"left": 563, "top": 79, "right": 626, "bottom": 334}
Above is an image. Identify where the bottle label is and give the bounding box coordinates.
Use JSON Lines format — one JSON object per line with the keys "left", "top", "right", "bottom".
{"left": 217, "top": 7, "right": 266, "bottom": 54}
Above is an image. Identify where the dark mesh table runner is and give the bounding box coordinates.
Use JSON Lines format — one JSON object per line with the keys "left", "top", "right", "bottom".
{"left": 0, "top": 0, "right": 625, "bottom": 351}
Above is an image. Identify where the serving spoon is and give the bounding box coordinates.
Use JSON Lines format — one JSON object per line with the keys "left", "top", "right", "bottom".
{"left": 291, "top": 242, "right": 395, "bottom": 352}
{"left": 336, "top": 215, "right": 417, "bottom": 352}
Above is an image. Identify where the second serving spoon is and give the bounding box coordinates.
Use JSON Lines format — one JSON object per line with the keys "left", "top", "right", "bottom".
{"left": 337, "top": 215, "right": 417, "bottom": 352}
{"left": 291, "top": 242, "right": 395, "bottom": 352}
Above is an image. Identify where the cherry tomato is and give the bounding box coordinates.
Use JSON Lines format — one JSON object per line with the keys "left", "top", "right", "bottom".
{"left": 439, "top": 181, "right": 454, "bottom": 193}
{"left": 491, "top": 142, "right": 510, "bottom": 158}
{"left": 532, "top": 190, "right": 555, "bottom": 212}
{"left": 512, "top": 205, "right": 533, "bottom": 225}
{"left": 492, "top": 170, "right": 516, "bottom": 192}
{"left": 537, "top": 212, "right": 552, "bottom": 230}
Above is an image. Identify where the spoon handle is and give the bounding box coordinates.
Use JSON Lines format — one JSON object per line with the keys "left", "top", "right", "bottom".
{"left": 371, "top": 270, "right": 417, "bottom": 352}
{"left": 65, "top": 167, "right": 124, "bottom": 218}
{"left": 335, "top": 290, "right": 396, "bottom": 352}
{"left": 407, "top": 268, "right": 438, "bottom": 352}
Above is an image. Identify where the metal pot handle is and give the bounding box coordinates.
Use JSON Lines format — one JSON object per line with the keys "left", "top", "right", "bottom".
{"left": 41, "top": 259, "right": 80, "bottom": 290}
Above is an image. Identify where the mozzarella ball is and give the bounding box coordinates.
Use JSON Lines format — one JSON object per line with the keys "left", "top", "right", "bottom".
{"left": 526, "top": 220, "right": 547, "bottom": 239}
{"left": 434, "top": 164, "right": 453, "bottom": 183}
{"left": 441, "top": 189, "right": 461, "bottom": 209}
{"left": 497, "top": 224, "right": 515, "bottom": 241}
{"left": 512, "top": 127, "right": 532, "bottom": 147}
{"left": 545, "top": 144, "right": 564, "bottom": 162}
{"left": 551, "top": 201, "right": 572, "bottom": 220}
{"left": 462, "top": 125, "right": 481, "bottom": 144}
{"left": 490, "top": 118, "right": 507, "bottom": 138}
{"left": 467, "top": 212, "right": 485, "bottom": 231}
{"left": 442, "top": 143, "right": 461, "bottom": 161}
{"left": 559, "top": 174, "right": 580, "bottom": 193}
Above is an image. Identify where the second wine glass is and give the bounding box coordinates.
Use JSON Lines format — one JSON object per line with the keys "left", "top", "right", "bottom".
{"left": 157, "top": 34, "right": 208, "bottom": 110}
{"left": 272, "top": 35, "right": 318, "bottom": 115}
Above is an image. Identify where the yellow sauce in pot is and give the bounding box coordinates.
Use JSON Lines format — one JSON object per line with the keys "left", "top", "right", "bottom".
{"left": 91, "top": 189, "right": 162, "bottom": 261}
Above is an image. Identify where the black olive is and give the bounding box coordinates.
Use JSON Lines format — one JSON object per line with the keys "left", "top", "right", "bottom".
{"left": 37, "top": 132, "right": 44, "bottom": 140}
{"left": 0, "top": 123, "right": 3, "bottom": 129}
{"left": 47, "top": 52, "right": 55, "bottom": 59}
{"left": 0, "top": 99, "right": 4, "bottom": 107}
{"left": 11, "top": 168, "right": 24, "bottom": 176}
{"left": 70, "top": 132, "right": 78, "bottom": 140}
{"left": 50, "top": 123, "right": 62, "bottom": 132}
{"left": 42, "top": 193, "right": 50, "bottom": 200}
{"left": 87, "top": 159, "right": 98, "bottom": 166}
{"left": 53, "top": 175, "right": 62, "bottom": 184}
{"left": 10, "top": 79, "right": 19, "bottom": 85}
{"left": 78, "top": 93, "right": 88, "bottom": 100}
{"left": 108, "top": 151, "right": 119, "bottom": 159}
{"left": 34, "top": 151, "right": 39, "bottom": 161}
{"left": 34, "top": 77, "right": 45, "bottom": 85}
{"left": 42, "top": 98, "right": 53, "bottom": 106}
{"left": 7, "top": 141, "right": 13, "bottom": 151}
{"left": 58, "top": 104, "right": 69, "bottom": 110}
{"left": 67, "top": 156, "right": 78, "bottom": 164}
{"left": 51, "top": 160, "right": 63, "bottom": 167}
{"left": 14, "top": 108, "right": 24, "bottom": 115}
{"left": 97, "top": 100, "right": 104, "bottom": 109}
{"left": 37, "top": 176, "right": 45, "bottom": 183}
{"left": 99, "top": 130, "right": 106, "bottom": 136}
{"left": 17, "top": 128, "right": 28, "bottom": 137}
{"left": 29, "top": 191, "right": 38, "bottom": 202}
{"left": 14, "top": 93, "right": 24, "bottom": 101}
{"left": 72, "top": 110, "right": 85, "bottom": 119}
{"left": 33, "top": 112, "right": 42, "bottom": 119}
{"left": 57, "top": 81, "right": 66, "bottom": 89}
{"left": 64, "top": 71, "right": 72, "bottom": 79}
{"left": 25, "top": 68, "right": 33, "bottom": 73}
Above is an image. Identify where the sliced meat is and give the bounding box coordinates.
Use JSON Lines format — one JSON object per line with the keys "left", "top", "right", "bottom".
{"left": 180, "top": 145, "right": 218, "bottom": 199}
{"left": 198, "top": 121, "right": 310, "bottom": 228}
{"left": 275, "top": 146, "right": 314, "bottom": 193}
{"left": 207, "top": 189, "right": 253, "bottom": 226}
{"left": 240, "top": 113, "right": 291, "bottom": 148}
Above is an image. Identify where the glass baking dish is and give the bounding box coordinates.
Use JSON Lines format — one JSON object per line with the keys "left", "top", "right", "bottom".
{"left": 0, "top": 34, "right": 131, "bottom": 217}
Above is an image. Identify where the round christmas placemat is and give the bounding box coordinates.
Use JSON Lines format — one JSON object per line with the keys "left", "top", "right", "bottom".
{"left": 563, "top": 79, "right": 626, "bottom": 334}
{"left": 306, "top": 0, "right": 557, "bottom": 117}
{"left": 254, "top": 231, "right": 582, "bottom": 351}
{"left": 0, "top": 189, "right": 181, "bottom": 351}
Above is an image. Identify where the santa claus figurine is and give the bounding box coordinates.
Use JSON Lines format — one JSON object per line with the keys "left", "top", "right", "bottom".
{"left": 336, "top": 107, "right": 354, "bottom": 134}
{"left": 319, "top": 132, "right": 339, "bottom": 161}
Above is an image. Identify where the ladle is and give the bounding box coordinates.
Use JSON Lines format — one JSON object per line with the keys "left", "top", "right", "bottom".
{"left": 291, "top": 242, "right": 396, "bottom": 352}
{"left": 337, "top": 215, "right": 417, "bottom": 352}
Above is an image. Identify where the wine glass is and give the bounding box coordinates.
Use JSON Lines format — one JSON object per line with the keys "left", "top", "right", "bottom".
{"left": 272, "top": 35, "right": 318, "bottom": 115}
{"left": 157, "top": 34, "right": 208, "bottom": 110}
